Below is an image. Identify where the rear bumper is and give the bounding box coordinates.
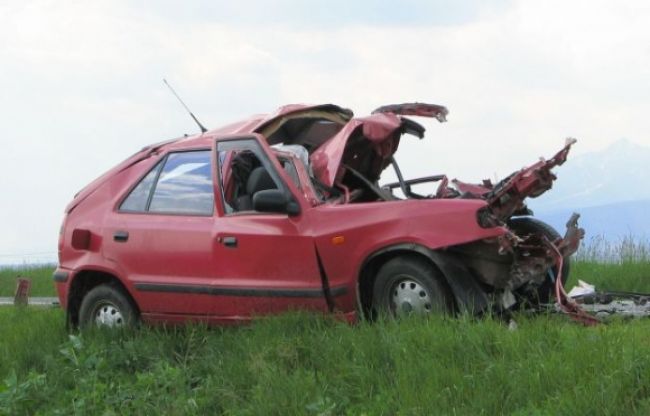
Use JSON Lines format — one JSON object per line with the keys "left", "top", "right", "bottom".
{"left": 52, "top": 270, "right": 69, "bottom": 283}
{"left": 52, "top": 267, "right": 72, "bottom": 309}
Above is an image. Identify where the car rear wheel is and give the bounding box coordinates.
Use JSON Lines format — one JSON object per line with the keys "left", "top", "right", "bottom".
{"left": 508, "top": 217, "right": 571, "bottom": 304}
{"left": 372, "top": 256, "right": 452, "bottom": 318}
{"left": 79, "top": 284, "right": 138, "bottom": 329}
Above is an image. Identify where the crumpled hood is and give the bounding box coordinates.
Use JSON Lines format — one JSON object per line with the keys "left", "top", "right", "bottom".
{"left": 309, "top": 113, "right": 402, "bottom": 187}
{"left": 309, "top": 103, "right": 448, "bottom": 187}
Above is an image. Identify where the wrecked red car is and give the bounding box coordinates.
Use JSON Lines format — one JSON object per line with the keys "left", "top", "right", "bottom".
{"left": 54, "top": 103, "right": 582, "bottom": 327}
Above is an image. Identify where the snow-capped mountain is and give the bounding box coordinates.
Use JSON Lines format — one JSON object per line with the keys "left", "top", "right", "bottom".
{"left": 529, "top": 139, "right": 650, "bottom": 239}
{"left": 534, "top": 199, "right": 650, "bottom": 240}
{"left": 531, "top": 139, "right": 650, "bottom": 211}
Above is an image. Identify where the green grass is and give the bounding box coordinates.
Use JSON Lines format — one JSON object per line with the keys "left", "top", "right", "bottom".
{"left": 0, "top": 266, "right": 56, "bottom": 297}
{"left": 0, "top": 257, "right": 649, "bottom": 414}
{"left": 1, "top": 309, "right": 650, "bottom": 415}
{"left": 571, "top": 261, "right": 650, "bottom": 292}
{"left": 570, "top": 235, "right": 650, "bottom": 293}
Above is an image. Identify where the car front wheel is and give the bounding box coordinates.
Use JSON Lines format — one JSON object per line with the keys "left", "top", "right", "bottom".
{"left": 372, "top": 256, "right": 452, "bottom": 318}
{"left": 79, "top": 284, "right": 138, "bottom": 329}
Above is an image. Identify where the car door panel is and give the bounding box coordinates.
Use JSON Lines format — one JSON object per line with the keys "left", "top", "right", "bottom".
{"left": 211, "top": 214, "right": 327, "bottom": 316}
{"left": 211, "top": 137, "right": 327, "bottom": 317}
{"left": 105, "top": 213, "right": 220, "bottom": 315}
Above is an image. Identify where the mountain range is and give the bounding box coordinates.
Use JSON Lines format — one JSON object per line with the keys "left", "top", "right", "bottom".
{"left": 529, "top": 139, "right": 650, "bottom": 240}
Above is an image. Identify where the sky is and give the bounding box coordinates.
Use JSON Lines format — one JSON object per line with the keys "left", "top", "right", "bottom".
{"left": 1, "top": 0, "right": 650, "bottom": 264}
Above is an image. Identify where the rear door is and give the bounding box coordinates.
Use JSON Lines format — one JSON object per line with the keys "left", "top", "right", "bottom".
{"left": 104, "top": 149, "right": 220, "bottom": 316}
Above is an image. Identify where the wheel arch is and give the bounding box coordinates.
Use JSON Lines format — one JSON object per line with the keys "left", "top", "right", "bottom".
{"left": 357, "top": 243, "right": 490, "bottom": 318}
{"left": 67, "top": 268, "right": 139, "bottom": 327}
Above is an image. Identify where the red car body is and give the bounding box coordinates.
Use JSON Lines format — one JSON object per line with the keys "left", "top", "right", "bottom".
{"left": 54, "top": 103, "right": 582, "bottom": 326}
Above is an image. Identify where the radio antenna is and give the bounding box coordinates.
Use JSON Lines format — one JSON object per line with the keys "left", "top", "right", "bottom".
{"left": 163, "top": 78, "right": 208, "bottom": 133}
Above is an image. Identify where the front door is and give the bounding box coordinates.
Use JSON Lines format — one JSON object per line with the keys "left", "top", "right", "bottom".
{"left": 211, "top": 137, "right": 328, "bottom": 317}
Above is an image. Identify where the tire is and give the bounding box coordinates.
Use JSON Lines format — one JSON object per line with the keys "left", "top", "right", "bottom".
{"left": 372, "top": 255, "right": 452, "bottom": 318}
{"left": 508, "top": 217, "right": 571, "bottom": 304}
{"left": 79, "top": 284, "right": 138, "bottom": 329}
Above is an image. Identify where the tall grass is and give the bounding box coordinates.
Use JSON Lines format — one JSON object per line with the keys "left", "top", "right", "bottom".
{"left": 577, "top": 235, "right": 650, "bottom": 264}
{"left": 0, "top": 241, "right": 648, "bottom": 413}
{"left": 1, "top": 309, "right": 650, "bottom": 415}
{"left": 569, "top": 236, "right": 650, "bottom": 293}
{"left": 0, "top": 266, "right": 56, "bottom": 297}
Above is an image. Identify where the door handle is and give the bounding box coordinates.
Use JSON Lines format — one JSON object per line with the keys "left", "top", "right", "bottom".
{"left": 219, "top": 236, "right": 238, "bottom": 248}
{"left": 113, "top": 230, "right": 129, "bottom": 242}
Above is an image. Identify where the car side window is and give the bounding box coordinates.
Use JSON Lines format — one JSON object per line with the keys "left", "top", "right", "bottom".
{"left": 120, "top": 160, "right": 163, "bottom": 212}
{"left": 217, "top": 139, "right": 284, "bottom": 214}
{"left": 119, "top": 150, "right": 214, "bottom": 215}
{"left": 149, "top": 151, "right": 214, "bottom": 215}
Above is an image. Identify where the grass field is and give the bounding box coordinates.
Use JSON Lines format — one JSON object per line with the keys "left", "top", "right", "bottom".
{"left": 0, "top": 266, "right": 56, "bottom": 298}
{"left": 1, "top": 254, "right": 649, "bottom": 414}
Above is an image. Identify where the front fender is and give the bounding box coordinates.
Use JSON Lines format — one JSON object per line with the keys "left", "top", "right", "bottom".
{"left": 310, "top": 199, "right": 504, "bottom": 314}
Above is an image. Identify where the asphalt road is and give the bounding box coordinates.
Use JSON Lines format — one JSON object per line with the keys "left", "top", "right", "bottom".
{"left": 0, "top": 297, "right": 59, "bottom": 307}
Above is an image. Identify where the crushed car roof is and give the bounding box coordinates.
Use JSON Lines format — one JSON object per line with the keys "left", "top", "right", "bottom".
{"left": 67, "top": 103, "right": 447, "bottom": 212}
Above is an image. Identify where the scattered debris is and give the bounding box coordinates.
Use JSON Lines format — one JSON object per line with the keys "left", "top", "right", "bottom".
{"left": 563, "top": 280, "right": 650, "bottom": 320}
{"left": 567, "top": 280, "right": 596, "bottom": 298}
{"left": 507, "top": 319, "right": 518, "bottom": 331}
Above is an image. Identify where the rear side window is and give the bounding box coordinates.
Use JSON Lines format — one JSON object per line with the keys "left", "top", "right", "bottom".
{"left": 149, "top": 151, "right": 213, "bottom": 214}
{"left": 120, "top": 160, "right": 163, "bottom": 212}
{"left": 119, "top": 150, "right": 214, "bottom": 215}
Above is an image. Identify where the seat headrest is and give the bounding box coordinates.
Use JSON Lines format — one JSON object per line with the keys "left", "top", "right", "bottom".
{"left": 246, "top": 166, "right": 277, "bottom": 195}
